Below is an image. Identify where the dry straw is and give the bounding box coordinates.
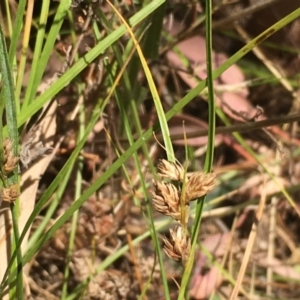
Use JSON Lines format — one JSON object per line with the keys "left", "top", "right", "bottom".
{"left": 152, "top": 159, "right": 216, "bottom": 266}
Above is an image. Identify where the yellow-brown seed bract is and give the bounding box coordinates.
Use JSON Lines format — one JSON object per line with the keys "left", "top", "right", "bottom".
{"left": 152, "top": 159, "right": 217, "bottom": 266}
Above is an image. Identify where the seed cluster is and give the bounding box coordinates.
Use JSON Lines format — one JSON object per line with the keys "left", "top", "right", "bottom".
{"left": 152, "top": 159, "right": 216, "bottom": 265}
{"left": 0, "top": 138, "right": 20, "bottom": 204}
{"left": 3, "top": 138, "right": 19, "bottom": 174}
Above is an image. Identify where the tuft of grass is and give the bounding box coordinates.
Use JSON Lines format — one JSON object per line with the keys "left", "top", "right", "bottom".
{"left": 1, "top": 0, "right": 300, "bottom": 299}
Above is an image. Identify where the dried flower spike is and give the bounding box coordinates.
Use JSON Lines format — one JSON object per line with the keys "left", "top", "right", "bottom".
{"left": 4, "top": 137, "right": 13, "bottom": 155}
{"left": 3, "top": 138, "right": 19, "bottom": 174}
{"left": 163, "top": 226, "right": 191, "bottom": 266}
{"left": 157, "top": 159, "right": 185, "bottom": 182}
{"left": 152, "top": 180, "right": 189, "bottom": 223}
{"left": 152, "top": 180, "right": 180, "bottom": 220}
{"left": 0, "top": 184, "right": 20, "bottom": 203}
{"left": 185, "top": 172, "right": 216, "bottom": 203}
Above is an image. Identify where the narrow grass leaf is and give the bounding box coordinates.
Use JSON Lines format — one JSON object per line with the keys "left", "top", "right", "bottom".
{"left": 3, "top": 0, "right": 165, "bottom": 135}
{"left": 0, "top": 21, "right": 22, "bottom": 299}
{"left": 23, "top": 0, "right": 71, "bottom": 107}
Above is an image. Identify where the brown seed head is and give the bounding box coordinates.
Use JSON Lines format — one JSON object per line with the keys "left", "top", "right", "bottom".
{"left": 152, "top": 180, "right": 190, "bottom": 223}
{"left": 0, "top": 184, "right": 20, "bottom": 203}
{"left": 157, "top": 159, "right": 185, "bottom": 182}
{"left": 3, "top": 138, "right": 19, "bottom": 174}
{"left": 163, "top": 226, "right": 191, "bottom": 266}
{"left": 185, "top": 172, "right": 217, "bottom": 202}
{"left": 4, "top": 138, "right": 13, "bottom": 155}
{"left": 152, "top": 180, "right": 181, "bottom": 221}
{"left": 4, "top": 152, "right": 19, "bottom": 173}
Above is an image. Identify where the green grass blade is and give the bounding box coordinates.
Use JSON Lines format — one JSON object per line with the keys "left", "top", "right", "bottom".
{"left": 178, "top": 0, "right": 216, "bottom": 297}
{"left": 143, "top": 2, "right": 166, "bottom": 59}
{"left": 7, "top": 0, "right": 27, "bottom": 67}
{"left": 4, "top": 0, "right": 165, "bottom": 134}
{"left": 23, "top": 0, "right": 71, "bottom": 108}
{"left": 16, "top": 0, "right": 50, "bottom": 107}
{"left": 0, "top": 21, "right": 21, "bottom": 299}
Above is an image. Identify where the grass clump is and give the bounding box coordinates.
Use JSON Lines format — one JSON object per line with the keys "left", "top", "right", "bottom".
{"left": 1, "top": 0, "right": 300, "bottom": 299}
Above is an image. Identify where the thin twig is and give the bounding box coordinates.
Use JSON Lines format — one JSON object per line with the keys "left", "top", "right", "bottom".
{"left": 162, "top": 113, "right": 300, "bottom": 141}
{"left": 229, "top": 174, "right": 268, "bottom": 300}
{"left": 212, "top": 0, "right": 283, "bottom": 29}
{"left": 94, "top": 113, "right": 300, "bottom": 145}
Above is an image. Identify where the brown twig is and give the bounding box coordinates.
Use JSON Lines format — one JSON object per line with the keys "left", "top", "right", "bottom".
{"left": 162, "top": 113, "right": 300, "bottom": 141}
{"left": 94, "top": 113, "right": 300, "bottom": 145}
{"left": 212, "top": 0, "right": 283, "bottom": 29}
